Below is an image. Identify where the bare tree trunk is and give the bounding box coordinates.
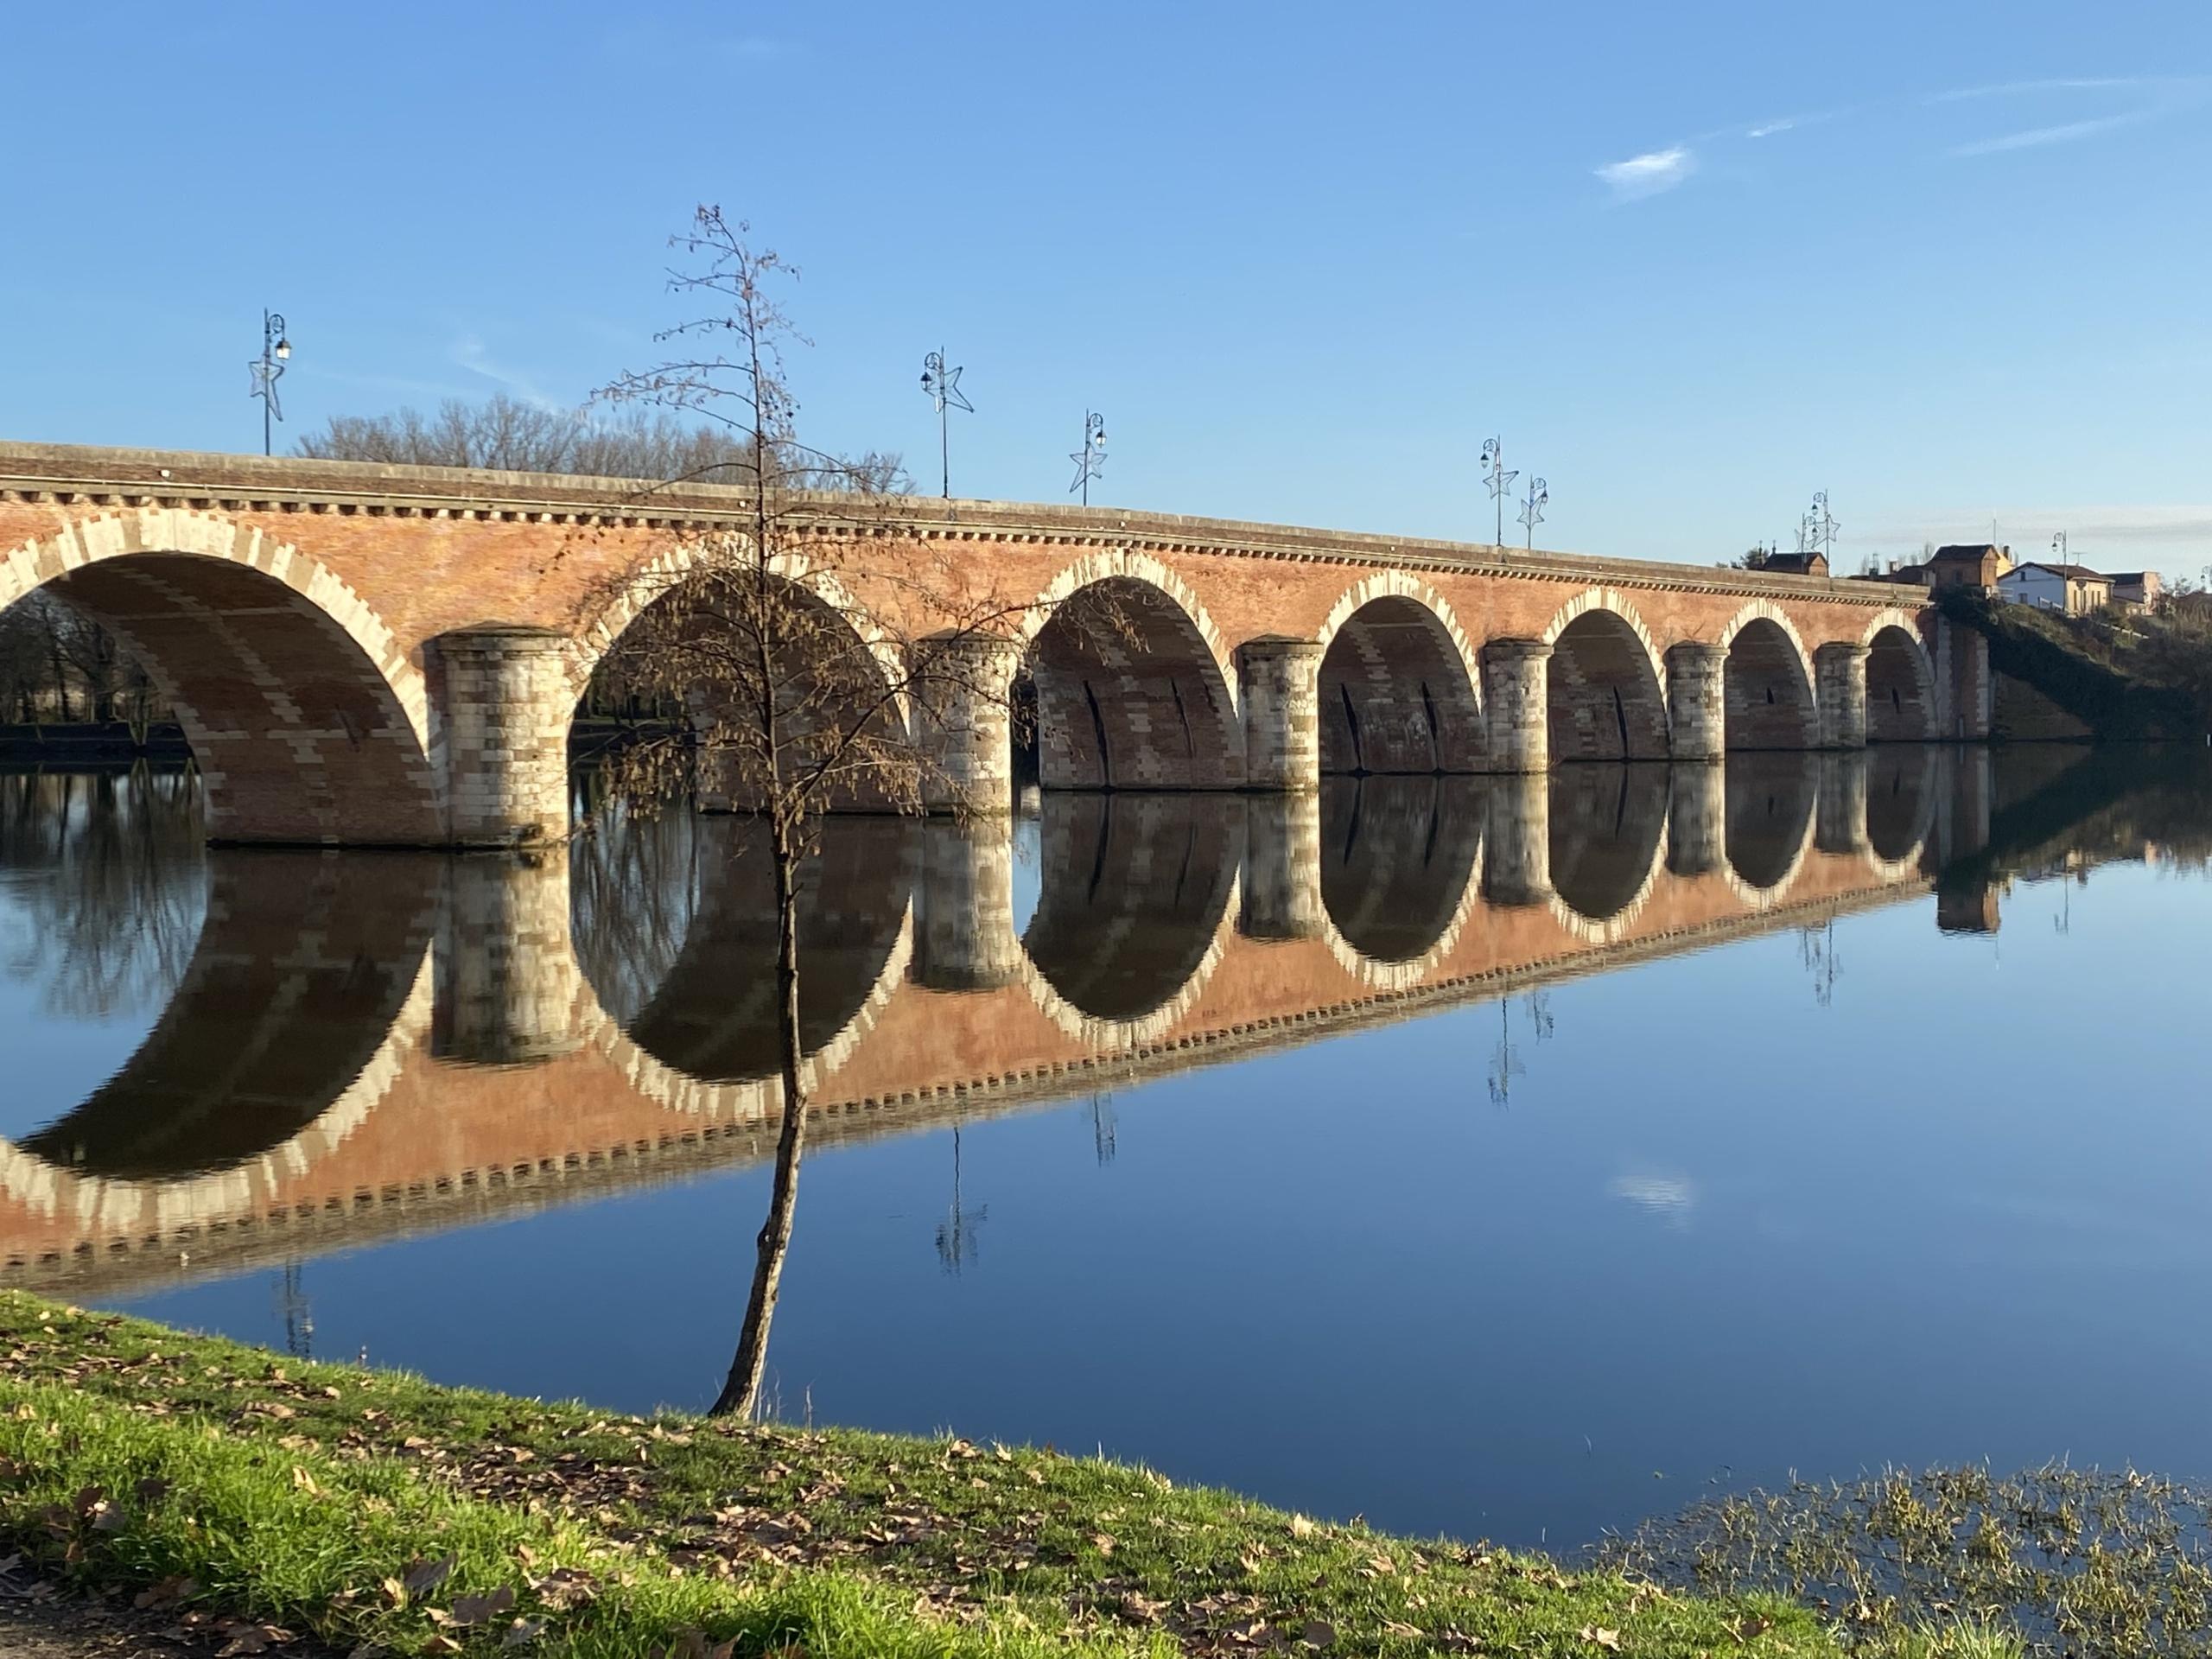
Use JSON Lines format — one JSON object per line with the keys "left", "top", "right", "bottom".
{"left": 709, "top": 804, "right": 810, "bottom": 1419}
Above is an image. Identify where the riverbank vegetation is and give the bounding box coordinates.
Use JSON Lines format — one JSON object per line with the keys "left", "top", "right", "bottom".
{"left": 0, "top": 1292, "right": 2031, "bottom": 1658}
{"left": 1940, "top": 588, "right": 2212, "bottom": 737}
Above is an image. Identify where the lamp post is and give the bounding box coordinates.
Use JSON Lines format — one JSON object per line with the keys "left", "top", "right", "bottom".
{"left": 918, "top": 348, "right": 973, "bottom": 499}
{"left": 1068, "top": 410, "right": 1107, "bottom": 505}
{"left": 1517, "top": 476, "right": 1548, "bottom": 550}
{"left": 2053, "top": 532, "right": 2069, "bottom": 613}
{"left": 1480, "top": 437, "right": 1517, "bottom": 549}
{"left": 250, "top": 310, "right": 291, "bottom": 457}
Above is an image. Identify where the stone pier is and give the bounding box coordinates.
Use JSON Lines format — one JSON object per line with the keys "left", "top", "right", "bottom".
{"left": 1481, "top": 640, "right": 1553, "bottom": 774}
{"left": 913, "top": 816, "right": 1024, "bottom": 990}
{"left": 1665, "top": 642, "right": 1727, "bottom": 762}
{"left": 1815, "top": 643, "right": 1870, "bottom": 750}
{"left": 1666, "top": 763, "right": 1726, "bottom": 875}
{"left": 426, "top": 626, "right": 573, "bottom": 849}
{"left": 1237, "top": 636, "right": 1325, "bottom": 791}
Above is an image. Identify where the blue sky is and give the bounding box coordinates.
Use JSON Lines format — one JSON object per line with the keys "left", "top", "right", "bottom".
{"left": 5, "top": 1, "right": 2211, "bottom": 575}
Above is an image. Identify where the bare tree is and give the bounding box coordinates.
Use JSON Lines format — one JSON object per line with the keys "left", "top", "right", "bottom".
{"left": 578, "top": 208, "right": 1041, "bottom": 1419}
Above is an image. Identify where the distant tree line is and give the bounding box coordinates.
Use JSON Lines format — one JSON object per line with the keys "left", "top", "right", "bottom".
{"left": 293, "top": 392, "right": 906, "bottom": 492}
{"left": 0, "top": 592, "right": 169, "bottom": 738}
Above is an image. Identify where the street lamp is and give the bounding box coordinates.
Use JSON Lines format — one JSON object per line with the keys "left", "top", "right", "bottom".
{"left": 1480, "top": 437, "right": 1517, "bottom": 549}
{"left": 1517, "top": 475, "right": 1548, "bottom": 550}
{"left": 1068, "top": 410, "right": 1107, "bottom": 505}
{"left": 918, "top": 348, "right": 973, "bottom": 499}
{"left": 249, "top": 309, "right": 292, "bottom": 457}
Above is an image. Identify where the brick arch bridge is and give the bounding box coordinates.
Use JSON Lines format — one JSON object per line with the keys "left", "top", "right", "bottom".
{"left": 0, "top": 445, "right": 1980, "bottom": 847}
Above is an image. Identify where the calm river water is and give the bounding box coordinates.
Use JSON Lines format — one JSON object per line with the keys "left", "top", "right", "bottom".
{"left": 2, "top": 749, "right": 2208, "bottom": 1551}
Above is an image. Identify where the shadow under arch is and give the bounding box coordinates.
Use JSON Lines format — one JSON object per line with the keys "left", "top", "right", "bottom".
{"left": 1866, "top": 746, "right": 1939, "bottom": 872}
{"left": 1544, "top": 602, "right": 1670, "bottom": 761}
{"left": 1020, "top": 791, "right": 1241, "bottom": 1046}
{"left": 2, "top": 512, "right": 439, "bottom": 845}
{"left": 572, "top": 555, "right": 911, "bottom": 813}
{"left": 573, "top": 810, "right": 919, "bottom": 1084}
{"left": 1866, "top": 620, "right": 1938, "bottom": 742}
{"left": 1317, "top": 582, "right": 1484, "bottom": 774}
{"left": 14, "top": 850, "right": 441, "bottom": 1180}
{"left": 1024, "top": 571, "right": 1243, "bottom": 790}
{"left": 1724, "top": 753, "right": 1820, "bottom": 895}
{"left": 1722, "top": 614, "right": 1818, "bottom": 750}
{"left": 1547, "top": 764, "right": 1669, "bottom": 935}
{"left": 1319, "top": 776, "right": 1484, "bottom": 971}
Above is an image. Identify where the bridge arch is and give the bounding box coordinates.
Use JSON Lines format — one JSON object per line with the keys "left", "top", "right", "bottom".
{"left": 1540, "top": 588, "right": 1669, "bottom": 761}
{"left": 574, "top": 537, "right": 913, "bottom": 810}
{"left": 1718, "top": 601, "right": 1819, "bottom": 750}
{"left": 1, "top": 510, "right": 439, "bottom": 844}
{"left": 1860, "top": 609, "right": 1938, "bottom": 742}
{"left": 1021, "top": 552, "right": 1243, "bottom": 789}
{"left": 1315, "top": 575, "right": 1485, "bottom": 774}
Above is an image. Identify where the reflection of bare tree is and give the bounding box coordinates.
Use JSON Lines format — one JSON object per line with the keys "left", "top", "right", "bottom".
{"left": 0, "top": 766, "right": 205, "bottom": 1020}
{"left": 934, "top": 1124, "right": 987, "bottom": 1275}
{"left": 569, "top": 798, "right": 705, "bottom": 1027}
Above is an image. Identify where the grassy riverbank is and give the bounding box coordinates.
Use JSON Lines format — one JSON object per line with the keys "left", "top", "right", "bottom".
{"left": 0, "top": 1292, "right": 2010, "bottom": 1658}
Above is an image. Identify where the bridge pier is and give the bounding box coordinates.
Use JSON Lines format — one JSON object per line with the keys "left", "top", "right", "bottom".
{"left": 1240, "top": 790, "right": 1325, "bottom": 939}
{"left": 1815, "top": 753, "right": 1871, "bottom": 854}
{"left": 1236, "top": 637, "right": 1325, "bottom": 791}
{"left": 1665, "top": 642, "right": 1727, "bottom": 762}
{"left": 1481, "top": 640, "right": 1552, "bottom": 773}
{"left": 426, "top": 626, "right": 574, "bottom": 848}
{"left": 914, "top": 816, "right": 1023, "bottom": 989}
{"left": 1933, "top": 617, "right": 1993, "bottom": 741}
{"left": 433, "top": 849, "right": 582, "bottom": 1066}
{"left": 1815, "top": 643, "right": 1870, "bottom": 749}
{"left": 1666, "top": 762, "right": 1726, "bottom": 875}
{"left": 918, "top": 634, "right": 1023, "bottom": 813}
{"left": 1483, "top": 771, "right": 1552, "bottom": 906}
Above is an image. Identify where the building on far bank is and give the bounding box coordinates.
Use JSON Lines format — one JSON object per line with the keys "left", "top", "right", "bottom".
{"left": 1996, "top": 562, "right": 2114, "bottom": 615}
{"left": 2108, "top": 570, "right": 2163, "bottom": 612}
{"left": 1751, "top": 549, "right": 1828, "bottom": 577}
{"left": 1866, "top": 543, "right": 2014, "bottom": 593}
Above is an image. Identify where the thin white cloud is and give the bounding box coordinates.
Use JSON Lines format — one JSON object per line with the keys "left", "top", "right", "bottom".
{"left": 1595, "top": 145, "right": 1694, "bottom": 200}
{"left": 1929, "top": 76, "right": 2147, "bottom": 104}
{"left": 1746, "top": 118, "right": 1797, "bottom": 139}
{"left": 450, "top": 334, "right": 564, "bottom": 411}
{"left": 1951, "top": 109, "right": 2152, "bottom": 156}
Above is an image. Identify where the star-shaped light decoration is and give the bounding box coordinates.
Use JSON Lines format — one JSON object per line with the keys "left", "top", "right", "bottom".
{"left": 1517, "top": 476, "right": 1549, "bottom": 545}
{"left": 248, "top": 357, "right": 285, "bottom": 424}
{"left": 1481, "top": 435, "right": 1517, "bottom": 499}
{"left": 1068, "top": 410, "right": 1107, "bottom": 501}
{"left": 920, "top": 352, "right": 973, "bottom": 415}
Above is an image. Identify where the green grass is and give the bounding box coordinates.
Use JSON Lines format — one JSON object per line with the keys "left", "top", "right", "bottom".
{"left": 0, "top": 1290, "right": 2013, "bottom": 1656}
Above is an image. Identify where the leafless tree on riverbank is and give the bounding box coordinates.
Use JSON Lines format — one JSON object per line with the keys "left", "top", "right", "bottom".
{"left": 573, "top": 208, "right": 1064, "bottom": 1419}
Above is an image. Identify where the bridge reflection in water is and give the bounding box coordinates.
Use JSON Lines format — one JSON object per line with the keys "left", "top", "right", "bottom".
{"left": 2, "top": 750, "right": 1993, "bottom": 1291}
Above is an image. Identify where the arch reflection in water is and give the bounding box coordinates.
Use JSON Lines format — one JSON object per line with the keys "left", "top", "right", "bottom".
{"left": 1021, "top": 792, "right": 1241, "bottom": 1040}
{"left": 1548, "top": 764, "right": 1669, "bottom": 930}
{"left": 1318, "top": 777, "right": 1484, "bottom": 966}
{"left": 574, "top": 810, "right": 918, "bottom": 1084}
{"left": 1724, "top": 753, "right": 1821, "bottom": 895}
{"left": 20, "top": 849, "right": 439, "bottom": 1179}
